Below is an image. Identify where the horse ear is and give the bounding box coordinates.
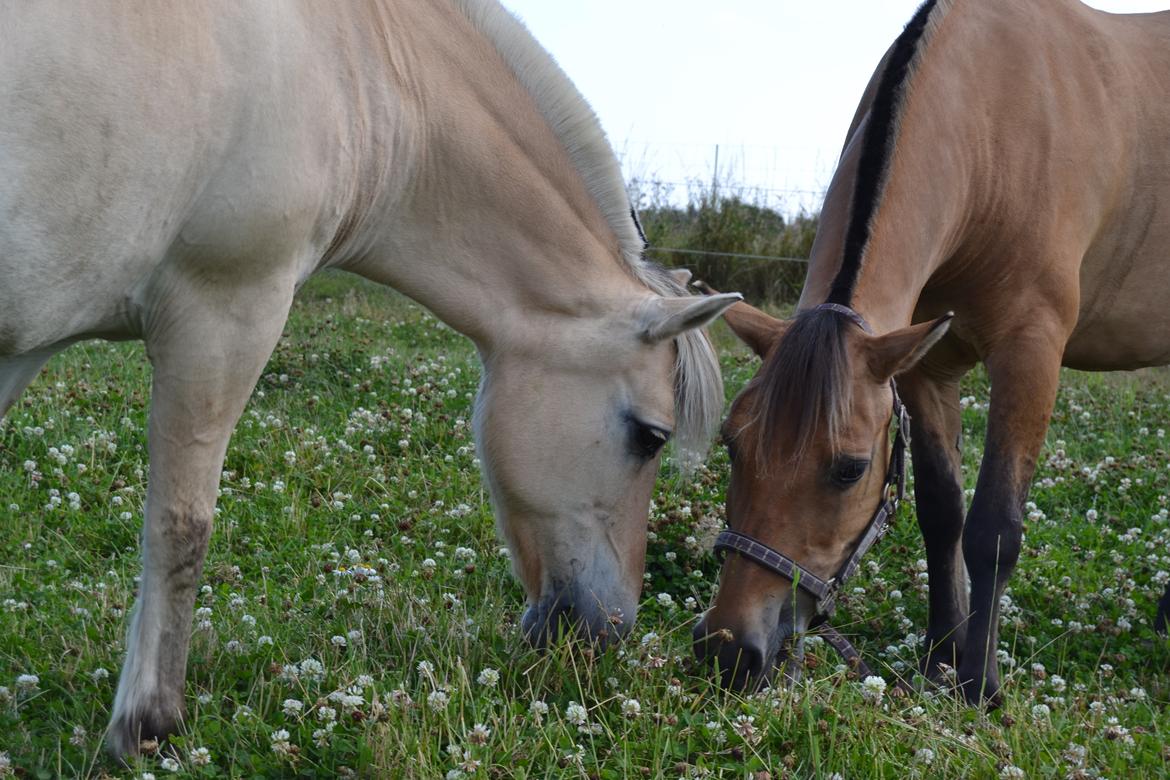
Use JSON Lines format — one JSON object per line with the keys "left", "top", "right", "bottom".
{"left": 866, "top": 313, "right": 954, "bottom": 380}
{"left": 668, "top": 268, "right": 693, "bottom": 286}
{"left": 641, "top": 292, "right": 742, "bottom": 343}
{"left": 692, "top": 281, "right": 785, "bottom": 358}
{"left": 722, "top": 302, "right": 788, "bottom": 359}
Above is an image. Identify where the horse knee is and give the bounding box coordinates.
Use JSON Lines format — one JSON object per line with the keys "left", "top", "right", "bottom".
{"left": 962, "top": 511, "right": 1022, "bottom": 579}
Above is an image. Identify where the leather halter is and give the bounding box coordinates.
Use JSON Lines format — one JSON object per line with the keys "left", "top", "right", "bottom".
{"left": 713, "top": 303, "right": 910, "bottom": 675}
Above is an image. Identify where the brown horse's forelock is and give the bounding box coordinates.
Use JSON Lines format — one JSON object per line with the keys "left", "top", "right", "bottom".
{"left": 752, "top": 308, "right": 853, "bottom": 471}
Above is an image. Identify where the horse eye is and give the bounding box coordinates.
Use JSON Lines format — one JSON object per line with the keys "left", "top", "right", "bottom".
{"left": 830, "top": 457, "right": 870, "bottom": 487}
{"left": 629, "top": 419, "right": 671, "bottom": 460}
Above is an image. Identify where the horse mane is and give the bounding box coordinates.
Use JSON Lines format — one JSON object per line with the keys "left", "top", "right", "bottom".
{"left": 451, "top": 0, "right": 723, "bottom": 463}
{"left": 754, "top": 308, "right": 854, "bottom": 467}
{"left": 828, "top": 0, "right": 952, "bottom": 304}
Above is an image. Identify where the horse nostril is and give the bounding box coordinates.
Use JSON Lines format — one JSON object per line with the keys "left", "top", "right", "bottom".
{"left": 713, "top": 636, "right": 767, "bottom": 690}
{"left": 522, "top": 600, "right": 571, "bottom": 648}
{"left": 692, "top": 619, "right": 739, "bottom": 663}
{"left": 522, "top": 596, "right": 627, "bottom": 649}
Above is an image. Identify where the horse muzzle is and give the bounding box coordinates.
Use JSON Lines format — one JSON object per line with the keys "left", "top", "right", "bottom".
{"left": 692, "top": 603, "right": 806, "bottom": 691}
{"left": 521, "top": 582, "right": 635, "bottom": 649}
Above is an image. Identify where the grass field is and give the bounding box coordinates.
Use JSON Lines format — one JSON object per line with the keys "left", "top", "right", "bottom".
{"left": 1, "top": 273, "right": 1168, "bottom": 778}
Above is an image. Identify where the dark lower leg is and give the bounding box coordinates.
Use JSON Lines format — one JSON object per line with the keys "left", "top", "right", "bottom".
{"left": 901, "top": 370, "right": 969, "bottom": 679}
{"left": 957, "top": 343, "right": 1061, "bottom": 705}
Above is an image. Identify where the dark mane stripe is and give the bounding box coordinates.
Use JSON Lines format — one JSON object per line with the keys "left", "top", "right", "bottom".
{"left": 827, "top": 0, "right": 940, "bottom": 305}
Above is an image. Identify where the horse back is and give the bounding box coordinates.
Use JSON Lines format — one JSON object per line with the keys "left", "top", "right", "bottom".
{"left": 1064, "top": 8, "right": 1170, "bottom": 368}
{"left": 0, "top": 3, "right": 385, "bottom": 356}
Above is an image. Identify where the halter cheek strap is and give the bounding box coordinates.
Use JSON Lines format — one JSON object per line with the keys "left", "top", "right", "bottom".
{"left": 712, "top": 303, "right": 911, "bottom": 676}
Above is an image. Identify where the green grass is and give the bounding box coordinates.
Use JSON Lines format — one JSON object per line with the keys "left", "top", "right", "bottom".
{"left": 1, "top": 273, "right": 1167, "bottom": 778}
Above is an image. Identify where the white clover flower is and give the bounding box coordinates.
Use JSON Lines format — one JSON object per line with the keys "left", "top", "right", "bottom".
{"left": 1062, "top": 743, "right": 1088, "bottom": 768}
{"left": 69, "top": 725, "right": 87, "bottom": 747}
{"left": 160, "top": 757, "right": 180, "bottom": 772}
{"left": 189, "top": 747, "right": 211, "bottom": 766}
{"left": 417, "top": 660, "right": 434, "bottom": 676}
{"left": 998, "top": 766, "right": 1024, "bottom": 779}
{"left": 467, "top": 723, "right": 491, "bottom": 745}
{"left": 860, "top": 675, "right": 886, "bottom": 704}
{"left": 427, "top": 689, "right": 450, "bottom": 711}
{"left": 91, "top": 667, "right": 110, "bottom": 682}
{"left": 1031, "top": 703, "right": 1051, "bottom": 721}
{"left": 270, "top": 729, "right": 295, "bottom": 757}
{"left": 330, "top": 635, "right": 347, "bottom": 648}
{"left": 282, "top": 698, "right": 304, "bottom": 717}
{"left": 732, "top": 714, "right": 759, "bottom": 744}
{"left": 15, "top": 674, "right": 39, "bottom": 691}
{"left": 914, "top": 748, "right": 935, "bottom": 765}
{"left": 530, "top": 700, "right": 549, "bottom": 723}
{"left": 621, "top": 698, "right": 642, "bottom": 718}
{"left": 564, "top": 701, "right": 588, "bottom": 726}
{"left": 317, "top": 706, "right": 337, "bottom": 722}
{"left": 298, "top": 658, "right": 325, "bottom": 682}
{"left": 656, "top": 593, "right": 674, "bottom": 607}
{"left": 476, "top": 667, "right": 499, "bottom": 687}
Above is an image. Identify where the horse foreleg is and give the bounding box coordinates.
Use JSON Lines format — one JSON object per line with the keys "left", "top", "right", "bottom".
{"left": 899, "top": 363, "right": 971, "bottom": 683}
{"left": 106, "top": 275, "right": 293, "bottom": 758}
{"left": 0, "top": 350, "right": 55, "bottom": 418}
{"left": 957, "top": 326, "right": 1065, "bottom": 706}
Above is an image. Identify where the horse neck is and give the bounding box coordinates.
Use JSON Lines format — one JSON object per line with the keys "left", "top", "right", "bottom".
{"left": 799, "top": 4, "right": 977, "bottom": 336}
{"left": 333, "top": 0, "right": 644, "bottom": 348}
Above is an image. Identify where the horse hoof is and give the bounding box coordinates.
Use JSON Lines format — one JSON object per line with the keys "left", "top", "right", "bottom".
{"left": 919, "top": 648, "right": 963, "bottom": 687}
{"left": 106, "top": 704, "right": 183, "bottom": 760}
{"left": 956, "top": 672, "right": 1002, "bottom": 709}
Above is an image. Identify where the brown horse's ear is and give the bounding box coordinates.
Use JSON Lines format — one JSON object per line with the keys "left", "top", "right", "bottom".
{"left": 866, "top": 313, "right": 954, "bottom": 380}
{"left": 723, "top": 302, "right": 788, "bottom": 359}
{"left": 692, "top": 280, "right": 787, "bottom": 359}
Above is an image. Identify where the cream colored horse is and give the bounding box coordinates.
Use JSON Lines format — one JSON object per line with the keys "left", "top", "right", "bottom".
{"left": 0, "top": 0, "right": 739, "bottom": 756}
{"left": 696, "top": 0, "right": 1170, "bottom": 701}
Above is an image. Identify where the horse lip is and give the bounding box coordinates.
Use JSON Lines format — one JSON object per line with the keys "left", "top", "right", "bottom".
{"left": 765, "top": 605, "right": 809, "bottom": 685}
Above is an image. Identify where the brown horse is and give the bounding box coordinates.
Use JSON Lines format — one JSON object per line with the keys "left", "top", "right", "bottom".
{"left": 693, "top": 0, "right": 1170, "bottom": 702}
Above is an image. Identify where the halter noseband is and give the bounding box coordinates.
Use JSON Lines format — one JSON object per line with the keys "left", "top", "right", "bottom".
{"left": 712, "top": 303, "right": 911, "bottom": 675}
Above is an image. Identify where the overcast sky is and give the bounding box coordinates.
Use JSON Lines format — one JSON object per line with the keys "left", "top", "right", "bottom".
{"left": 500, "top": 0, "right": 1168, "bottom": 213}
